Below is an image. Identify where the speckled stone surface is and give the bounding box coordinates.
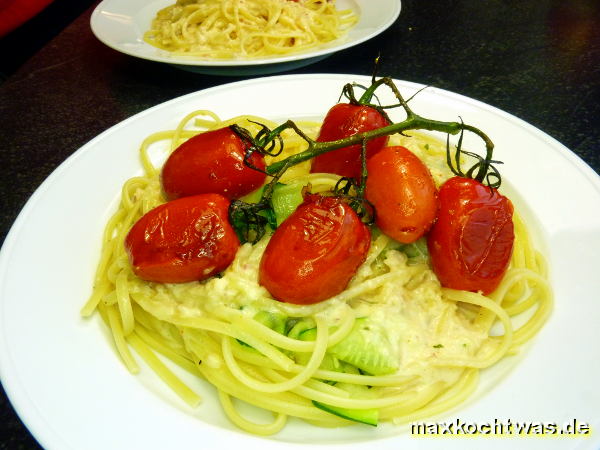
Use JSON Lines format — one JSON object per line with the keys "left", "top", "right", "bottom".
{"left": 0, "top": 0, "right": 599, "bottom": 448}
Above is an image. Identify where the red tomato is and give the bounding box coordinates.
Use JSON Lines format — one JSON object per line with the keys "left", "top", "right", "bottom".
{"left": 125, "top": 194, "right": 239, "bottom": 283}
{"left": 427, "top": 177, "right": 514, "bottom": 295}
{"left": 365, "top": 146, "right": 438, "bottom": 244}
{"left": 310, "top": 103, "right": 390, "bottom": 179}
{"left": 259, "top": 194, "right": 371, "bottom": 304}
{"left": 161, "top": 127, "right": 266, "bottom": 200}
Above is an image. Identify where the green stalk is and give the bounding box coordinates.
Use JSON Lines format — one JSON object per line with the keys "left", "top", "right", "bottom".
{"left": 230, "top": 76, "right": 499, "bottom": 243}
{"left": 265, "top": 116, "right": 494, "bottom": 179}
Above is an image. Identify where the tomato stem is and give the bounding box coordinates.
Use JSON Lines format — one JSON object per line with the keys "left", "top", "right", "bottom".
{"left": 230, "top": 75, "right": 502, "bottom": 243}
{"left": 265, "top": 115, "right": 492, "bottom": 176}
{"left": 265, "top": 75, "right": 499, "bottom": 188}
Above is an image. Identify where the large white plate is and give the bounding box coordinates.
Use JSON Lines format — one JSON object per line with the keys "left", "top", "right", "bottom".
{"left": 1, "top": 75, "right": 600, "bottom": 450}
{"left": 90, "top": 0, "right": 401, "bottom": 75}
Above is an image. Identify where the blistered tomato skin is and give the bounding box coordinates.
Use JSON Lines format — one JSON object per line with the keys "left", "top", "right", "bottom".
{"left": 365, "top": 146, "right": 438, "bottom": 244}
{"left": 427, "top": 177, "right": 514, "bottom": 295}
{"left": 259, "top": 195, "right": 371, "bottom": 305}
{"left": 125, "top": 194, "right": 240, "bottom": 283}
{"left": 310, "top": 104, "right": 390, "bottom": 179}
{"left": 161, "top": 127, "right": 266, "bottom": 200}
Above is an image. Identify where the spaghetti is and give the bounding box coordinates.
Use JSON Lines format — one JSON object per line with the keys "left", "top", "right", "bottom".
{"left": 143, "top": 0, "right": 358, "bottom": 59}
{"left": 82, "top": 110, "right": 552, "bottom": 435}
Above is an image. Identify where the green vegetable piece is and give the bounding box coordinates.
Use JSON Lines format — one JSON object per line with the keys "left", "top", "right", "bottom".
{"left": 240, "top": 185, "right": 266, "bottom": 204}
{"left": 398, "top": 237, "right": 429, "bottom": 263}
{"left": 238, "top": 311, "right": 287, "bottom": 349}
{"left": 294, "top": 328, "right": 341, "bottom": 371}
{"left": 271, "top": 181, "right": 306, "bottom": 225}
{"left": 253, "top": 311, "right": 287, "bottom": 335}
{"left": 312, "top": 401, "right": 378, "bottom": 426}
{"left": 234, "top": 184, "right": 278, "bottom": 237}
{"left": 296, "top": 319, "right": 397, "bottom": 376}
{"left": 287, "top": 318, "right": 316, "bottom": 340}
{"left": 236, "top": 181, "right": 305, "bottom": 233}
{"left": 329, "top": 318, "right": 398, "bottom": 376}
{"left": 298, "top": 327, "right": 317, "bottom": 341}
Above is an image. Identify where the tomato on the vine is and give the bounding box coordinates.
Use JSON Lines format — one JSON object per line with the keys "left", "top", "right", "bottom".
{"left": 259, "top": 194, "right": 371, "bottom": 305}
{"left": 125, "top": 193, "right": 239, "bottom": 283}
{"left": 310, "top": 103, "right": 390, "bottom": 179}
{"left": 365, "top": 146, "right": 438, "bottom": 244}
{"left": 161, "top": 127, "right": 266, "bottom": 200}
{"left": 427, "top": 177, "right": 514, "bottom": 295}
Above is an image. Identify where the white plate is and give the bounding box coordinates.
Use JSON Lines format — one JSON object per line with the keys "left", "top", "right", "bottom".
{"left": 1, "top": 75, "right": 600, "bottom": 450}
{"left": 90, "top": 0, "right": 401, "bottom": 75}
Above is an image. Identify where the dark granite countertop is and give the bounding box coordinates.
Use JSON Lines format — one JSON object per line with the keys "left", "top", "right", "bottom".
{"left": 1, "top": 0, "right": 599, "bottom": 448}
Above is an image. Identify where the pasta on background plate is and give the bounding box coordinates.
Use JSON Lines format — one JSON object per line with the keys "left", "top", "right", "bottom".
{"left": 143, "top": 0, "right": 358, "bottom": 59}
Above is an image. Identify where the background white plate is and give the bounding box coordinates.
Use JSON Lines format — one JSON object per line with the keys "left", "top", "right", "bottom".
{"left": 1, "top": 75, "right": 599, "bottom": 450}
{"left": 90, "top": 0, "right": 401, "bottom": 75}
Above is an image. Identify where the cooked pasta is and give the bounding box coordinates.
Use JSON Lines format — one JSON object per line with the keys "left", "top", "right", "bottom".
{"left": 82, "top": 110, "right": 552, "bottom": 435}
{"left": 143, "top": 0, "right": 358, "bottom": 59}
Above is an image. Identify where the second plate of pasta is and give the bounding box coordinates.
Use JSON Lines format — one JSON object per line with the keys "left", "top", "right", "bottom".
{"left": 90, "top": 0, "right": 401, "bottom": 75}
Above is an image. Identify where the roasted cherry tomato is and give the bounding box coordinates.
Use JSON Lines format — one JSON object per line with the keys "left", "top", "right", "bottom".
{"left": 365, "top": 146, "right": 438, "bottom": 244}
{"left": 161, "top": 127, "right": 266, "bottom": 200}
{"left": 259, "top": 194, "right": 371, "bottom": 304}
{"left": 310, "top": 103, "right": 390, "bottom": 179}
{"left": 125, "top": 193, "right": 239, "bottom": 283}
{"left": 427, "top": 177, "right": 514, "bottom": 295}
